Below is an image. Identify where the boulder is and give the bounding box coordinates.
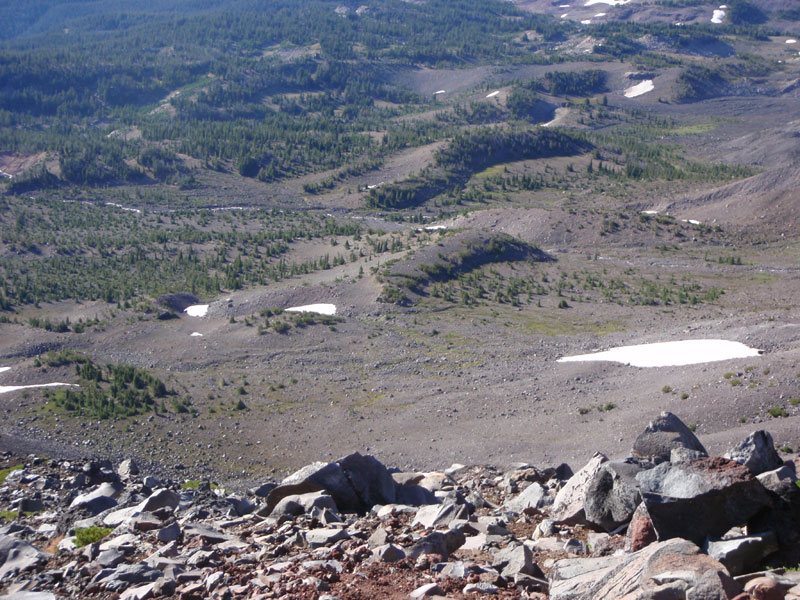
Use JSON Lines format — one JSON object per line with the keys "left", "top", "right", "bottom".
{"left": 503, "top": 482, "right": 552, "bottom": 514}
{"left": 138, "top": 489, "right": 180, "bottom": 514}
{"left": 303, "top": 528, "right": 349, "bottom": 549}
{"left": 266, "top": 491, "right": 339, "bottom": 519}
{"left": 636, "top": 457, "right": 772, "bottom": 545}
{"left": 724, "top": 431, "right": 783, "bottom": 476}
{"left": 406, "top": 529, "right": 466, "bottom": 559}
{"left": 584, "top": 460, "right": 644, "bottom": 532}
{"left": 411, "top": 502, "right": 469, "bottom": 530}
{"left": 632, "top": 411, "right": 707, "bottom": 464}
{"left": 550, "top": 453, "right": 608, "bottom": 525}
{"left": 372, "top": 543, "right": 405, "bottom": 563}
{"left": 549, "top": 538, "right": 741, "bottom": 600}
{"left": 117, "top": 459, "right": 139, "bottom": 480}
{"left": 492, "top": 543, "right": 541, "bottom": 579}
{"left": 703, "top": 531, "right": 778, "bottom": 576}
{"left": 0, "top": 534, "right": 49, "bottom": 580}
{"left": 70, "top": 482, "right": 124, "bottom": 515}
{"left": 266, "top": 453, "right": 395, "bottom": 514}
{"left": 95, "top": 563, "right": 162, "bottom": 592}
{"left": 626, "top": 502, "right": 657, "bottom": 552}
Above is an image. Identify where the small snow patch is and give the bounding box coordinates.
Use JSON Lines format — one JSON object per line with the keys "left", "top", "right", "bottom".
{"left": 434, "top": 90, "right": 446, "bottom": 95}
{"left": 594, "top": 12, "right": 606, "bottom": 17}
{"left": 561, "top": 13, "right": 569, "bottom": 18}
{"left": 711, "top": 9, "right": 725, "bottom": 23}
{"left": 486, "top": 91, "right": 500, "bottom": 98}
{"left": 190, "top": 332, "right": 203, "bottom": 337}
{"left": 581, "top": 19, "right": 592, "bottom": 24}
{"left": 424, "top": 225, "right": 447, "bottom": 231}
{"left": 559, "top": 3, "right": 570, "bottom": 6}
{"left": 558, "top": 339, "right": 761, "bottom": 368}
{"left": 641, "top": 210, "right": 659, "bottom": 215}
{"left": 184, "top": 305, "right": 209, "bottom": 317}
{"left": 0, "top": 367, "right": 9, "bottom": 374}
{"left": 786, "top": 39, "right": 797, "bottom": 44}
{"left": 105, "top": 202, "right": 141, "bottom": 214}
{"left": 584, "top": 0, "right": 629, "bottom": 5}
{"left": 0, "top": 383, "right": 77, "bottom": 395}
{"left": 286, "top": 304, "right": 337, "bottom": 316}
{"left": 682, "top": 219, "right": 702, "bottom": 225}
{"left": 624, "top": 80, "right": 654, "bottom": 98}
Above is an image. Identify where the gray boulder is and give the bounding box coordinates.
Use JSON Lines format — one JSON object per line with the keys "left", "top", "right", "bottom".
{"left": 117, "top": 458, "right": 139, "bottom": 480}
{"left": 406, "top": 529, "right": 466, "bottom": 559}
{"left": 266, "top": 452, "right": 395, "bottom": 514}
{"left": 503, "top": 482, "right": 552, "bottom": 514}
{"left": 584, "top": 461, "right": 644, "bottom": 532}
{"left": 550, "top": 453, "right": 608, "bottom": 525}
{"left": 266, "top": 491, "right": 339, "bottom": 519}
{"left": 636, "top": 457, "right": 772, "bottom": 545}
{"left": 549, "top": 538, "right": 741, "bottom": 600}
{"left": 724, "top": 430, "right": 783, "bottom": 476}
{"left": 95, "top": 562, "right": 161, "bottom": 592}
{"left": 0, "top": 534, "right": 49, "bottom": 580}
{"left": 70, "top": 482, "right": 124, "bottom": 515}
{"left": 492, "top": 543, "right": 541, "bottom": 579}
{"left": 411, "top": 502, "right": 469, "bottom": 530}
{"left": 704, "top": 531, "right": 779, "bottom": 576}
{"left": 138, "top": 489, "right": 179, "bottom": 513}
{"left": 632, "top": 411, "right": 707, "bottom": 464}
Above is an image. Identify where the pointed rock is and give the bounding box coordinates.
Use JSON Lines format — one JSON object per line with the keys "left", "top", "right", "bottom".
{"left": 632, "top": 411, "right": 707, "bottom": 464}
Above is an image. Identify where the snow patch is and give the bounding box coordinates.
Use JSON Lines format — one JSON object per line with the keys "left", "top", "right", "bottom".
{"left": 624, "top": 80, "right": 654, "bottom": 98}
{"left": 486, "top": 91, "right": 500, "bottom": 98}
{"left": 184, "top": 305, "right": 209, "bottom": 317}
{"left": 0, "top": 383, "right": 77, "bottom": 395}
{"left": 641, "top": 210, "right": 659, "bottom": 215}
{"left": 424, "top": 225, "right": 447, "bottom": 231}
{"left": 434, "top": 90, "right": 446, "bottom": 95}
{"left": 786, "top": 39, "right": 797, "bottom": 44}
{"left": 0, "top": 367, "right": 9, "bottom": 374}
{"left": 581, "top": 19, "right": 592, "bottom": 24}
{"left": 594, "top": 12, "right": 607, "bottom": 17}
{"left": 558, "top": 339, "right": 761, "bottom": 368}
{"left": 105, "top": 202, "right": 141, "bottom": 214}
{"left": 285, "top": 304, "right": 337, "bottom": 316}
{"left": 190, "top": 332, "right": 203, "bottom": 337}
{"left": 561, "top": 13, "right": 569, "bottom": 18}
{"left": 711, "top": 9, "right": 725, "bottom": 23}
{"left": 584, "top": 0, "right": 629, "bottom": 5}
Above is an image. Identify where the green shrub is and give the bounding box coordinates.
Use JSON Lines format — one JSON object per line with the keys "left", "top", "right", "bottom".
{"left": 74, "top": 526, "right": 113, "bottom": 547}
{"left": 768, "top": 407, "right": 788, "bottom": 418}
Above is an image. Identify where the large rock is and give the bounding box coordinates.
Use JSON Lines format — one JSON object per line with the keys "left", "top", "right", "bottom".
{"left": 503, "top": 482, "right": 552, "bottom": 514}
{"left": 406, "top": 529, "right": 466, "bottom": 559}
{"left": 550, "top": 453, "right": 607, "bottom": 525}
{"left": 584, "top": 460, "right": 644, "bottom": 532}
{"left": 266, "top": 491, "right": 339, "bottom": 519}
{"left": 0, "top": 534, "right": 49, "bottom": 580}
{"left": 703, "top": 531, "right": 778, "bottom": 576}
{"left": 636, "top": 457, "right": 772, "bottom": 545}
{"left": 411, "top": 502, "right": 468, "bottom": 530}
{"left": 265, "top": 452, "right": 395, "bottom": 514}
{"left": 549, "top": 538, "right": 741, "bottom": 600}
{"left": 69, "top": 482, "right": 124, "bottom": 515}
{"left": 724, "top": 431, "right": 783, "bottom": 476}
{"left": 632, "top": 411, "right": 707, "bottom": 464}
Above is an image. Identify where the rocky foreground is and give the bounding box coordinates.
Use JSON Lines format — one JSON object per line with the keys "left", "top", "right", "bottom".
{"left": 1, "top": 412, "right": 800, "bottom": 600}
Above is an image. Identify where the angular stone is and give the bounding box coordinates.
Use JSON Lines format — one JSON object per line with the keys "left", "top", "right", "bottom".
{"left": 337, "top": 452, "right": 396, "bottom": 508}
{"left": 412, "top": 502, "right": 468, "bottom": 530}
{"left": 372, "top": 543, "right": 405, "bottom": 562}
{"left": 182, "top": 524, "right": 233, "bottom": 545}
{"left": 550, "top": 453, "right": 608, "bottom": 525}
{"left": 704, "top": 531, "right": 779, "bottom": 576}
{"left": 70, "top": 482, "right": 124, "bottom": 515}
{"left": 266, "top": 491, "right": 339, "bottom": 519}
{"left": 138, "top": 489, "right": 179, "bottom": 514}
{"left": 407, "top": 529, "right": 466, "bottom": 559}
{"left": 724, "top": 431, "right": 783, "bottom": 476}
{"left": 636, "top": 457, "right": 772, "bottom": 545}
{"left": 504, "top": 482, "right": 552, "bottom": 514}
{"left": 584, "top": 460, "right": 644, "bottom": 532}
{"left": 118, "top": 459, "right": 139, "bottom": 480}
{"left": 463, "top": 582, "right": 498, "bottom": 594}
{"left": 97, "top": 563, "right": 162, "bottom": 592}
{"left": 156, "top": 522, "right": 181, "bottom": 543}
{"left": 549, "top": 538, "right": 741, "bottom": 600}
{"left": 492, "top": 543, "right": 540, "bottom": 579}
{"left": 626, "top": 502, "right": 657, "bottom": 552}
{"left": 303, "top": 528, "right": 349, "bottom": 549}
{"left": 0, "top": 534, "right": 49, "bottom": 580}
{"left": 632, "top": 411, "right": 707, "bottom": 464}
{"left": 409, "top": 583, "right": 444, "bottom": 599}
{"left": 97, "top": 548, "right": 126, "bottom": 568}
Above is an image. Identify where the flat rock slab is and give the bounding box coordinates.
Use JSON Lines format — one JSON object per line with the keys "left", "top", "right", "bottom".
{"left": 549, "top": 538, "right": 741, "bottom": 600}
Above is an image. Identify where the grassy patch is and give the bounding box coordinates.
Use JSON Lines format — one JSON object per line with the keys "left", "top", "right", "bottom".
{"left": 74, "top": 526, "right": 113, "bottom": 547}
{"left": 0, "top": 465, "right": 23, "bottom": 485}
